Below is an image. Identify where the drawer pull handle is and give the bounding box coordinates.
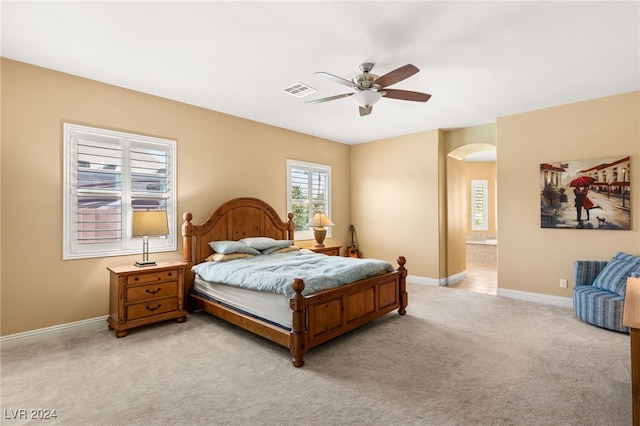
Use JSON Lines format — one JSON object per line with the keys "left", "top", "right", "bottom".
{"left": 146, "top": 304, "right": 162, "bottom": 312}
{"left": 168, "top": 272, "right": 173, "bottom": 277}
{"left": 146, "top": 288, "right": 162, "bottom": 295}
{"left": 134, "top": 277, "right": 139, "bottom": 281}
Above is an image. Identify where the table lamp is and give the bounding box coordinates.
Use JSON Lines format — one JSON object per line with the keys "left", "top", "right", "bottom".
{"left": 132, "top": 210, "right": 169, "bottom": 266}
{"left": 308, "top": 213, "right": 334, "bottom": 247}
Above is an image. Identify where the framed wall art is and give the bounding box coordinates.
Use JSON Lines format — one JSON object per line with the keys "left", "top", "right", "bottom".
{"left": 540, "top": 156, "right": 631, "bottom": 230}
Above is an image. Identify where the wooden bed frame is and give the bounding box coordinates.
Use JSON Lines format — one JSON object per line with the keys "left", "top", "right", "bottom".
{"left": 182, "top": 197, "right": 407, "bottom": 367}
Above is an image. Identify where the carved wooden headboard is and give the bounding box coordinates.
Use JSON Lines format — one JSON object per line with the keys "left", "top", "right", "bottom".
{"left": 182, "top": 197, "right": 295, "bottom": 267}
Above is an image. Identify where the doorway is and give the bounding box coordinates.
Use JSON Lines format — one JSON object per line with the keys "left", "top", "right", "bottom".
{"left": 447, "top": 146, "right": 498, "bottom": 294}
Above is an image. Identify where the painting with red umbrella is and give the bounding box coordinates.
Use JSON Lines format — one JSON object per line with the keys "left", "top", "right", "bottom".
{"left": 569, "top": 176, "right": 596, "bottom": 188}
{"left": 540, "top": 156, "right": 631, "bottom": 229}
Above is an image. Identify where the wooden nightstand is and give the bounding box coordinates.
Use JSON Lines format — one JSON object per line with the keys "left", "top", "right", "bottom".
{"left": 107, "top": 261, "right": 188, "bottom": 337}
{"left": 308, "top": 245, "right": 342, "bottom": 256}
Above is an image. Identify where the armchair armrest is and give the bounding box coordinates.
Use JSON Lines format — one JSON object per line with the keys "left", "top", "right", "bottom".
{"left": 574, "top": 260, "right": 609, "bottom": 286}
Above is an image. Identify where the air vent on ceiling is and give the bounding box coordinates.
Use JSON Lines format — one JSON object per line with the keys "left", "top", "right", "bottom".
{"left": 283, "top": 82, "right": 317, "bottom": 98}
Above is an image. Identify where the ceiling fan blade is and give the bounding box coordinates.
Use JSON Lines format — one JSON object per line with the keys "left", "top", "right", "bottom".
{"left": 374, "top": 64, "right": 419, "bottom": 88}
{"left": 383, "top": 89, "right": 431, "bottom": 102}
{"left": 306, "top": 93, "right": 354, "bottom": 104}
{"left": 315, "top": 72, "right": 360, "bottom": 89}
{"left": 359, "top": 105, "right": 373, "bottom": 116}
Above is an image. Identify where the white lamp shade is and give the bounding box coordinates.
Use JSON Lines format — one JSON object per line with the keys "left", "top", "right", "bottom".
{"left": 351, "top": 90, "right": 383, "bottom": 107}
{"left": 308, "top": 213, "right": 335, "bottom": 228}
{"left": 132, "top": 210, "right": 169, "bottom": 236}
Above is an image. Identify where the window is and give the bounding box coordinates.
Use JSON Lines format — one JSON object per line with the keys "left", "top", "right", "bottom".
{"left": 286, "top": 159, "right": 331, "bottom": 241}
{"left": 63, "top": 123, "right": 176, "bottom": 259}
{"left": 471, "top": 179, "right": 488, "bottom": 231}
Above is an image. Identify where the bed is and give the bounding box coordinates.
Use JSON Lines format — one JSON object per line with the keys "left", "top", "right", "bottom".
{"left": 182, "top": 197, "right": 408, "bottom": 367}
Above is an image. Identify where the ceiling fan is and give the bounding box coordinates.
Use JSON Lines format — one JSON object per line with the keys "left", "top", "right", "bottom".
{"left": 306, "top": 63, "right": 431, "bottom": 116}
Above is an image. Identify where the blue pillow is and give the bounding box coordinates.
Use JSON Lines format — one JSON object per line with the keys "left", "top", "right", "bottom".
{"left": 593, "top": 252, "right": 640, "bottom": 297}
{"left": 614, "top": 251, "right": 640, "bottom": 263}
{"left": 208, "top": 240, "right": 261, "bottom": 256}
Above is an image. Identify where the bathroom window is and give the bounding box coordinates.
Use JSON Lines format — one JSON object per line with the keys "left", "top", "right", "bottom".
{"left": 471, "top": 180, "right": 488, "bottom": 231}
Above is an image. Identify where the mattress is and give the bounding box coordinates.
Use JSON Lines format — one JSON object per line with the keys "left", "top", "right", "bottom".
{"left": 194, "top": 275, "right": 292, "bottom": 330}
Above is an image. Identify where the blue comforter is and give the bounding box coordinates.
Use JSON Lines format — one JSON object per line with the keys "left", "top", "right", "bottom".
{"left": 192, "top": 251, "right": 394, "bottom": 298}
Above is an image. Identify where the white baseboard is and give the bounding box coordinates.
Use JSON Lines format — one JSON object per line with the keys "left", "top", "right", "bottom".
{"left": 408, "top": 271, "right": 468, "bottom": 287}
{"left": 445, "top": 270, "right": 468, "bottom": 285}
{"left": 497, "top": 288, "right": 573, "bottom": 308}
{"left": 408, "top": 273, "right": 573, "bottom": 309}
{"left": 407, "top": 275, "right": 441, "bottom": 286}
{"left": 1, "top": 315, "right": 108, "bottom": 346}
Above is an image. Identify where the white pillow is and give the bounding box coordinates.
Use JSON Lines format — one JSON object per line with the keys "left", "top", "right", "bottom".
{"left": 208, "top": 240, "right": 261, "bottom": 255}
{"left": 238, "top": 237, "right": 278, "bottom": 250}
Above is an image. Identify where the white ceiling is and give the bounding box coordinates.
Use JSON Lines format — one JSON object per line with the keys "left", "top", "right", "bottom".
{"left": 2, "top": 1, "right": 638, "bottom": 145}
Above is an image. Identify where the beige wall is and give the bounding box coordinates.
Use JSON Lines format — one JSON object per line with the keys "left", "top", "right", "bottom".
{"left": 0, "top": 59, "right": 351, "bottom": 335}
{"left": 446, "top": 156, "right": 467, "bottom": 276}
{"left": 350, "top": 130, "right": 444, "bottom": 279}
{"left": 498, "top": 91, "right": 639, "bottom": 297}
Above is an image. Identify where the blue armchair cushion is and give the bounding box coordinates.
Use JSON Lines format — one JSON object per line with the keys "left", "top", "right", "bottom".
{"left": 573, "top": 286, "right": 627, "bottom": 333}
{"left": 591, "top": 252, "right": 640, "bottom": 297}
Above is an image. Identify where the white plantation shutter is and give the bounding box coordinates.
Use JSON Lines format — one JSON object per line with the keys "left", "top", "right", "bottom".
{"left": 76, "top": 135, "right": 123, "bottom": 247}
{"left": 63, "top": 123, "right": 176, "bottom": 259}
{"left": 471, "top": 179, "right": 488, "bottom": 231}
{"left": 287, "top": 160, "right": 331, "bottom": 241}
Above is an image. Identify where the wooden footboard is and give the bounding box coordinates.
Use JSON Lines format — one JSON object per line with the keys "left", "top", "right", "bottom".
{"left": 290, "top": 256, "right": 407, "bottom": 367}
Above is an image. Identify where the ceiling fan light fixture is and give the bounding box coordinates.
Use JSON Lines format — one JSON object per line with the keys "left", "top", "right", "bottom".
{"left": 310, "top": 63, "right": 430, "bottom": 115}
{"left": 351, "top": 90, "right": 382, "bottom": 107}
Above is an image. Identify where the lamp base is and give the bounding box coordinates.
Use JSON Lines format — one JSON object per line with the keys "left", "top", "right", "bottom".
{"left": 135, "top": 237, "right": 156, "bottom": 266}
{"left": 134, "top": 261, "right": 157, "bottom": 267}
{"left": 313, "top": 227, "right": 327, "bottom": 247}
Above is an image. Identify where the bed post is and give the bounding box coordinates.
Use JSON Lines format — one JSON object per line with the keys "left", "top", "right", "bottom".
{"left": 289, "top": 278, "right": 307, "bottom": 367}
{"left": 182, "top": 212, "right": 195, "bottom": 312}
{"left": 397, "top": 256, "right": 408, "bottom": 315}
{"left": 286, "top": 212, "right": 295, "bottom": 240}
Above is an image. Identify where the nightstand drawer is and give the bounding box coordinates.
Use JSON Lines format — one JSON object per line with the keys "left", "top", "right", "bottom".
{"left": 320, "top": 247, "right": 340, "bottom": 256}
{"left": 309, "top": 245, "right": 342, "bottom": 256}
{"left": 127, "top": 281, "right": 178, "bottom": 303}
{"left": 127, "top": 269, "right": 179, "bottom": 285}
{"left": 127, "top": 297, "right": 178, "bottom": 320}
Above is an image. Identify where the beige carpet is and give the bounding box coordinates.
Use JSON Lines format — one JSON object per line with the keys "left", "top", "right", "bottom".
{"left": 1, "top": 284, "right": 632, "bottom": 425}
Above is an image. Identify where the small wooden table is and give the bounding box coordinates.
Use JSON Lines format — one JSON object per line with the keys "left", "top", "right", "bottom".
{"left": 623, "top": 277, "right": 640, "bottom": 426}
{"left": 107, "top": 261, "right": 188, "bottom": 337}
